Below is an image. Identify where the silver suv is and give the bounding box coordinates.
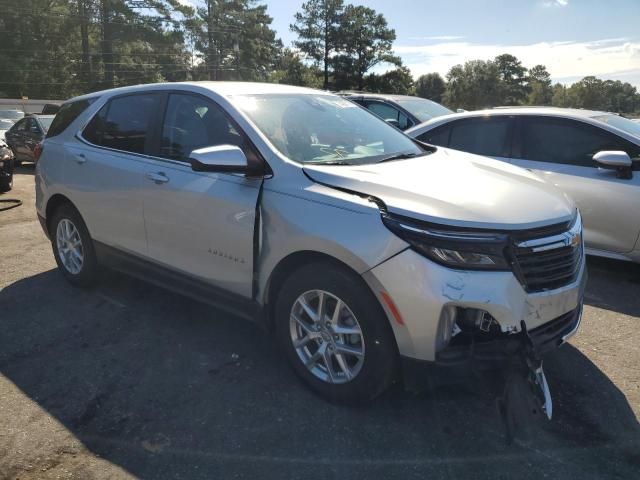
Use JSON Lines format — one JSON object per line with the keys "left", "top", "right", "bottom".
{"left": 36, "top": 83, "right": 586, "bottom": 404}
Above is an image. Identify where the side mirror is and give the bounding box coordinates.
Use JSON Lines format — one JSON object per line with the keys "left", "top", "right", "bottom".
{"left": 593, "top": 150, "right": 633, "bottom": 179}
{"left": 385, "top": 118, "right": 400, "bottom": 128}
{"left": 456, "top": 108, "right": 466, "bottom": 113}
{"left": 190, "top": 145, "right": 249, "bottom": 174}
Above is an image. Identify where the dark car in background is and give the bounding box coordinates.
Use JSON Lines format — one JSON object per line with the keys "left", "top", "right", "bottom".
{"left": 0, "top": 138, "right": 14, "bottom": 192}
{"left": 340, "top": 92, "right": 453, "bottom": 130}
{"left": 5, "top": 114, "right": 54, "bottom": 165}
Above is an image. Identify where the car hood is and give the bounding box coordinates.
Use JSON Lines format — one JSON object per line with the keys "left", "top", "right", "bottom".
{"left": 303, "top": 148, "right": 575, "bottom": 230}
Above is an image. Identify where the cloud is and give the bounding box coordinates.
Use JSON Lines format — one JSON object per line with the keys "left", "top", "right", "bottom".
{"left": 542, "top": 0, "right": 568, "bottom": 6}
{"left": 393, "top": 38, "right": 640, "bottom": 87}
{"left": 409, "top": 36, "right": 465, "bottom": 41}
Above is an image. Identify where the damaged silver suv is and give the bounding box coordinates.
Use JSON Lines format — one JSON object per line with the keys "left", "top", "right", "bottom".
{"left": 36, "top": 82, "right": 585, "bottom": 407}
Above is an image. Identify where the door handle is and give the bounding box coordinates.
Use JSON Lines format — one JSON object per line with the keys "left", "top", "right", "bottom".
{"left": 75, "top": 153, "right": 87, "bottom": 164}
{"left": 146, "top": 171, "right": 169, "bottom": 184}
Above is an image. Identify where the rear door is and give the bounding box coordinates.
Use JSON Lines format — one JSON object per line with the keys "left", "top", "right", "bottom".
{"left": 23, "top": 117, "right": 43, "bottom": 161}
{"left": 140, "top": 92, "right": 263, "bottom": 298}
{"left": 511, "top": 115, "right": 640, "bottom": 253}
{"left": 6, "top": 118, "right": 28, "bottom": 159}
{"left": 66, "top": 92, "right": 163, "bottom": 255}
{"left": 425, "top": 115, "right": 515, "bottom": 162}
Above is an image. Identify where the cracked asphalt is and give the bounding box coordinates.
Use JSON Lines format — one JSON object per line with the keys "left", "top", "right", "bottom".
{"left": 1, "top": 168, "right": 639, "bottom": 479}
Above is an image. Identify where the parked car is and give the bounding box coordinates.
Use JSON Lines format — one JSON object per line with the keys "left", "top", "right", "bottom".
{"left": 0, "top": 138, "right": 14, "bottom": 192}
{"left": 36, "top": 83, "right": 585, "bottom": 405}
{"left": 340, "top": 92, "right": 453, "bottom": 130}
{"left": 0, "top": 109, "right": 25, "bottom": 123}
{"left": 407, "top": 107, "right": 640, "bottom": 263}
{"left": 5, "top": 114, "right": 54, "bottom": 165}
{"left": 41, "top": 103, "right": 61, "bottom": 115}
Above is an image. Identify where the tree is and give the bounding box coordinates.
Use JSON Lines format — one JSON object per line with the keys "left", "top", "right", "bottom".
{"left": 443, "top": 60, "right": 502, "bottom": 110}
{"left": 551, "top": 83, "right": 570, "bottom": 107}
{"left": 415, "top": 73, "right": 446, "bottom": 103}
{"left": 365, "top": 65, "right": 414, "bottom": 95}
{"left": 291, "top": 0, "right": 344, "bottom": 89}
{"left": 269, "top": 48, "right": 322, "bottom": 87}
{"left": 527, "top": 64, "right": 552, "bottom": 105}
{"left": 336, "top": 5, "right": 398, "bottom": 90}
{"left": 494, "top": 53, "right": 528, "bottom": 105}
{"left": 186, "top": 0, "right": 281, "bottom": 82}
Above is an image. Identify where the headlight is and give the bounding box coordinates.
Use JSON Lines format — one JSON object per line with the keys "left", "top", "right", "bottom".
{"left": 382, "top": 213, "right": 510, "bottom": 270}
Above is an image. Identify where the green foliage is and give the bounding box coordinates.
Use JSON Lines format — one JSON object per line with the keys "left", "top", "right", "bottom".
{"left": 335, "top": 5, "right": 397, "bottom": 90}
{"left": 494, "top": 53, "right": 528, "bottom": 105}
{"left": 364, "top": 65, "right": 414, "bottom": 95}
{"left": 443, "top": 60, "right": 502, "bottom": 110}
{"left": 527, "top": 65, "right": 553, "bottom": 105}
{"left": 290, "top": 0, "right": 344, "bottom": 89}
{"left": 415, "top": 73, "right": 445, "bottom": 102}
{"left": 269, "top": 48, "right": 322, "bottom": 88}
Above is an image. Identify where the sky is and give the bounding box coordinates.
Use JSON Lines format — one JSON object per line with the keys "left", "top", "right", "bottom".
{"left": 264, "top": 0, "right": 640, "bottom": 87}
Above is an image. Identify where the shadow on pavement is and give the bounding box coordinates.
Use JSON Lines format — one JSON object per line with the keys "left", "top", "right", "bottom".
{"left": 584, "top": 256, "right": 640, "bottom": 317}
{"left": 0, "top": 267, "right": 638, "bottom": 479}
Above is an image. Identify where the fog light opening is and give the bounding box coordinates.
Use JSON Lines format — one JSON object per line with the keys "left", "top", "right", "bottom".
{"left": 436, "top": 306, "right": 458, "bottom": 352}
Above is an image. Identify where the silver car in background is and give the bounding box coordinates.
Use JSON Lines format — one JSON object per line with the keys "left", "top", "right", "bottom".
{"left": 408, "top": 107, "right": 640, "bottom": 262}
{"left": 36, "top": 83, "right": 585, "bottom": 404}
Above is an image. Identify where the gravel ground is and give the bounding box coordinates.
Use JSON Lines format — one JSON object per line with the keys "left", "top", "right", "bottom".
{"left": 1, "top": 168, "right": 639, "bottom": 480}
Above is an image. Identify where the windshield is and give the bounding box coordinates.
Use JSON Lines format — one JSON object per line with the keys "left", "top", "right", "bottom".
{"left": 395, "top": 98, "right": 453, "bottom": 123}
{"left": 593, "top": 114, "right": 640, "bottom": 139}
{"left": 38, "top": 117, "right": 54, "bottom": 131}
{"left": 233, "top": 93, "right": 424, "bottom": 165}
{"left": 0, "top": 110, "right": 24, "bottom": 121}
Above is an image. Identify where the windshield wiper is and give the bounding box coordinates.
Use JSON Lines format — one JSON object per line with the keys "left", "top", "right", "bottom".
{"left": 305, "top": 160, "right": 353, "bottom": 166}
{"left": 377, "top": 152, "right": 421, "bottom": 163}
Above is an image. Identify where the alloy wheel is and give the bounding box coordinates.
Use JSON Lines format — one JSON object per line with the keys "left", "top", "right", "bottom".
{"left": 56, "top": 218, "right": 84, "bottom": 274}
{"left": 289, "top": 289, "right": 365, "bottom": 384}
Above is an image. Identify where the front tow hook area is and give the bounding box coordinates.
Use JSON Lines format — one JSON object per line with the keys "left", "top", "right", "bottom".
{"left": 498, "top": 320, "right": 553, "bottom": 443}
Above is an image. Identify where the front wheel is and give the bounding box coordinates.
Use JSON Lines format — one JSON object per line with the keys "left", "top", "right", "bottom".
{"left": 275, "top": 263, "right": 398, "bottom": 404}
{"left": 51, "top": 204, "right": 98, "bottom": 287}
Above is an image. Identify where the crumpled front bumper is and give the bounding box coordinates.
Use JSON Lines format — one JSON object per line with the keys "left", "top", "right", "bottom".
{"left": 364, "top": 248, "right": 586, "bottom": 363}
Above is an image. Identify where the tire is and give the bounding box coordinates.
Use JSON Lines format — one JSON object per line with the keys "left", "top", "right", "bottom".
{"left": 51, "top": 203, "right": 99, "bottom": 287}
{"left": 275, "top": 262, "right": 398, "bottom": 404}
{"left": 0, "top": 172, "right": 11, "bottom": 192}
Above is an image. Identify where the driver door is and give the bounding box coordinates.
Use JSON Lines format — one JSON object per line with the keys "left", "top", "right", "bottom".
{"left": 141, "top": 92, "right": 264, "bottom": 298}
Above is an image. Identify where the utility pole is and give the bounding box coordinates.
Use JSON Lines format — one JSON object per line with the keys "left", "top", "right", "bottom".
{"left": 206, "top": 0, "right": 217, "bottom": 80}
{"left": 78, "top": 0, "right": 92, "bottom": 89}
{"left": 101, "top": 0, "right": 114, "bottom": 88}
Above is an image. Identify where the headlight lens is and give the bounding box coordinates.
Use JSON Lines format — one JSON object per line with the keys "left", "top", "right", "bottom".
{"left": 382, "top": 213, "right": 510, "bottom": 270}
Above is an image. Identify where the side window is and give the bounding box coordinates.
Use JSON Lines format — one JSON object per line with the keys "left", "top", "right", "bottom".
{"left": 448, "top": 117, "right": 512, "bottom": 157}
{"left": 417, "top": 124, "right": 451, "bottom": 146}
{"left": 13, "top": 119, "right": 27, "bottom": 132}
{"left": 365, "top": 102, "right": 411, "bottom": 130}
{"left": 520, "top": 117, "right": 631, "bottom": 167}
{"left": 82, "top": 93, "right": 162, "bottom": 154}
{"left": 27, "top": 118, "right": 41, "bottom": 134}
{"left": 47, "top": 99, "right": 95, "bottom": 138}
{"left": 159, "top": 93, "right": 255, "bottom": 164}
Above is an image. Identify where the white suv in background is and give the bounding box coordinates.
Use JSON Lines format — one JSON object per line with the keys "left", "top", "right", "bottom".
{"left": 36, "top": 83, "right": 585, "bottom": 404}
{"left": 408, "top": 107, "right": 640, "bottom": 263}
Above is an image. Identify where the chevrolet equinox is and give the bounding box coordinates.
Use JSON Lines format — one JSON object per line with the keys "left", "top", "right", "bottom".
{"left": 36, "top": 82, "right": 586, "bottom": 404}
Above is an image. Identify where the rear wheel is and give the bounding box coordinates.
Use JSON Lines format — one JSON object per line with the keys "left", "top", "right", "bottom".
{"left": 0, "top": 171, "right": 12, "bottom": 192}
{"left": 51, "top": 204, "right": 98, "bottom": 287}
{"left": 275, "top": 263, "right": 398, "bottom": 404}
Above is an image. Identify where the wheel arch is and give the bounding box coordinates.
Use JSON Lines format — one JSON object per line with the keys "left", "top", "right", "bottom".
{"left": 262, "top": 250, "right": 392, "bottom": 334}
{"left": 45, "top": 194, "right": 78, "bottom": 236}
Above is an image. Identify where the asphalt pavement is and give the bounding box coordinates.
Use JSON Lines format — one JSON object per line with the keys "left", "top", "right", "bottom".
{"left": 1, "top": 167, "right": 639, "bottom": 479}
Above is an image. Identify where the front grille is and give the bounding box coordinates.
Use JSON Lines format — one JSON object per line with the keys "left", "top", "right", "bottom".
{"left": 511, "top": 215, "right": 583, "bottom": 292}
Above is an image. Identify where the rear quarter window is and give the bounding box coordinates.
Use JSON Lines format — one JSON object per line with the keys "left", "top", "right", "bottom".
{"left": 47, "top": 99, "right": 96, "bottom": 138}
